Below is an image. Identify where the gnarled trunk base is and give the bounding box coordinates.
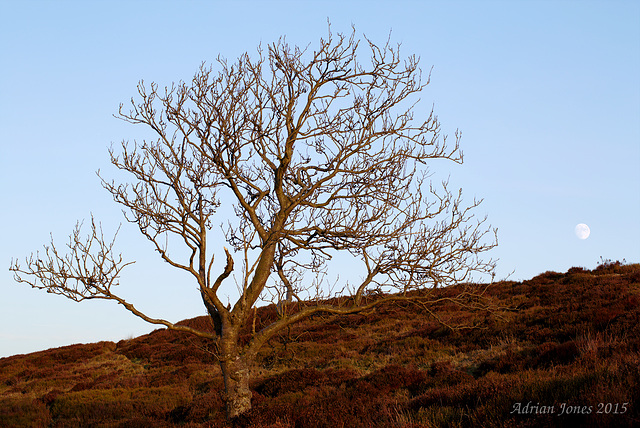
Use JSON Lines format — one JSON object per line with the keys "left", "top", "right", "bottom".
{"left": 220, "top": 356, "right": 252, "bottom": 419}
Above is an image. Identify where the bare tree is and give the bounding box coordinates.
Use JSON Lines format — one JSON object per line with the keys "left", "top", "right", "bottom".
{"left": 11, "top": 28, "right": 497, "bottom": 419}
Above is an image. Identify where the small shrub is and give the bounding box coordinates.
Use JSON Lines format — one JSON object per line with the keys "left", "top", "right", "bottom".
{"left": 361, "top": 364, "right": 426, "bottom": 393}
{"left": 0, "top": 397, "right": 51, "bottom": 428}
{"left": 49, "top": 386, "right": 191, "bottom": 425}
{"left": 533, "top": 341, "right": 580, "bottom": 367}
{"left": 255, "top": 368, "right": 323, "bottom": 397}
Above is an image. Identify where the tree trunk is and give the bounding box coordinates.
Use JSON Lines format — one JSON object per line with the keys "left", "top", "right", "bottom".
{"left": 219, "top": 334, "right": 253, "bottom": 419}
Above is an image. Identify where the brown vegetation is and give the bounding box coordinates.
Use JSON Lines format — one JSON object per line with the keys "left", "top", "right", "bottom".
{"left": 2, "top": 262, "right": 639, "bottom": 427}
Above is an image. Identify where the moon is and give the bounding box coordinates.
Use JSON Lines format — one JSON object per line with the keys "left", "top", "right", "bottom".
{"left": 575, "top": 223, "right": 590, "bottom": 240}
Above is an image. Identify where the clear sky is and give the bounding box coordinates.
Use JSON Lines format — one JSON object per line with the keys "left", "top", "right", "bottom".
{"left": 1, "top": 1, "right": 638, "bottom": 358}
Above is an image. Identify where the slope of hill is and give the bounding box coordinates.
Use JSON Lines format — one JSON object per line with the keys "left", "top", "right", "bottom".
{"left": 1, "top": 262, "right": 639, "bottom": 427}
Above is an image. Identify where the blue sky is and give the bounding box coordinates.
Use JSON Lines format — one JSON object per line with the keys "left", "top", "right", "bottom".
{"left": 1, "top": 1, "right": 638, "bottom": 358}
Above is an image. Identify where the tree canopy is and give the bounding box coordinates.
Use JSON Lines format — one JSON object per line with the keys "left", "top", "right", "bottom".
{"left": 11, "top": 28, "right": 497, "bottom": 418}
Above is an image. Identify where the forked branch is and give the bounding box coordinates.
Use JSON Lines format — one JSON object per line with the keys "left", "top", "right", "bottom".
{"left": 9, "top": 216, "right": 215, "bottom": 340}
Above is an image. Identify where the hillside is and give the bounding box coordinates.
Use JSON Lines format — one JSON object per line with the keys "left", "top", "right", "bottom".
{"left": 1, "top": 262, "right": 639, "bottom": 427}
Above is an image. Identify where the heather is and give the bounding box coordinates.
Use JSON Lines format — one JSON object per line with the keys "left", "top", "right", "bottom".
{"left": 2, "top": 262, "right": 639, "bottom": 427}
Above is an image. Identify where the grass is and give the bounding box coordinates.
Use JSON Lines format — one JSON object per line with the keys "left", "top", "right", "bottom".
{"left": 1, "top": 262, "right": 639, "bottom": 427}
